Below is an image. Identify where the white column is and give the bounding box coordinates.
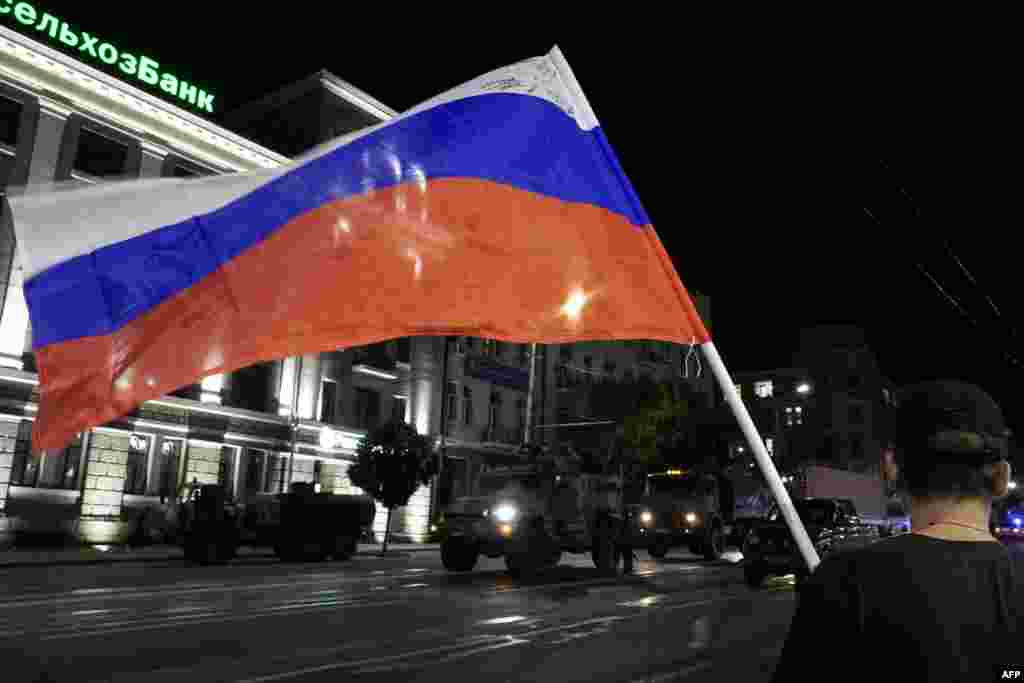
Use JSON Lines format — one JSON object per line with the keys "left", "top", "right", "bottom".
{"left": 0, "top": 102, "right": 71, "bottom": 369}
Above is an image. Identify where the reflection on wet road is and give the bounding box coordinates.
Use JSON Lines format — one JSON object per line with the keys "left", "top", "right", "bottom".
{"left": 0, "top": 550, "right": 802, "bottom": 682}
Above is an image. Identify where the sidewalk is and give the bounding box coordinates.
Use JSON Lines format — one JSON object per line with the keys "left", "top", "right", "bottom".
{"left": 0, "top": 543, "right": 440, "bottom": 569}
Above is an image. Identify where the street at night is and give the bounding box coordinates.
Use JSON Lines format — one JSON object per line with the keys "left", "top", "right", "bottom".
{"left": 0, "top": 548, "right": 809, "bottom": 683}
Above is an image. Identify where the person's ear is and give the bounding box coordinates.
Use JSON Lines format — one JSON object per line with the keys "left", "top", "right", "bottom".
{"left": 881, "top": 448, "right": 899, "bottom": 483}
{"left": 991, "top": 460, "right": 1011, "bottom": 499}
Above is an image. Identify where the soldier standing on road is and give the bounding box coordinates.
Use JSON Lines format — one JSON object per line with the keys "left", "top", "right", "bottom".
{"left": 771, "top": 381, "right": 1023, "bottom": 682}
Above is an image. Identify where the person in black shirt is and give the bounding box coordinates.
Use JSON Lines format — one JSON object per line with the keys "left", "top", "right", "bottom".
{"left": 772, "top": 381, "right": 1022, "bottom": 682}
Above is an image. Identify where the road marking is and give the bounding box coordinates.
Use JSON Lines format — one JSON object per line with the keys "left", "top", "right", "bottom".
{"left": 630, "top": 661, "right": 714, "bottom": 683}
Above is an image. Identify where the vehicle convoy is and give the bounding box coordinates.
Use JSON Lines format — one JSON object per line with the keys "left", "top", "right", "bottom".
{"left": 624, "top": 468, "right": 769, "bottom": 561}
{"left": 179, "top": 482, "right": 376, "bottom": 565}
{"left": 741, "top": 497, "right": 878, "bottom": 587}
{"left": 438, "top": 459, "right": 634, "bottom": 575}
{"left": 793, "top": 464, "right": 909, "bottom": 536}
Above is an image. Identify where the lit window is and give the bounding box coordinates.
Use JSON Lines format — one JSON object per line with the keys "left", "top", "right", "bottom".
{"left": 795, "top": 406, "right": 802, "bottom": 414}
{"left": 765, "top": 438, "right": 774, "bottom": 456}
{"left": 785, "top": 407, "right": 793, "bottom": 413}
{"left": 754, "top": 381, "right": 773, "bottom": 398}
{"left": 734, "top": 384, "right": 743, "bottom": 398}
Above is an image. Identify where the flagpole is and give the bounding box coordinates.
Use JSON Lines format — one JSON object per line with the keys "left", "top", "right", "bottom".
{"left": 699, "top": 341, "right": 820, "bottom": 573}
{"left": 285, "top": 355, "right": 303, "bottom": 493}
{"left": 523, "top": 343, "right": 538, "bottom": 445}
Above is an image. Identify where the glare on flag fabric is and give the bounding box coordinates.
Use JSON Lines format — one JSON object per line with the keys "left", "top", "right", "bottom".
{"left": 9, "top": 47, "right": 710, "bottom": 452}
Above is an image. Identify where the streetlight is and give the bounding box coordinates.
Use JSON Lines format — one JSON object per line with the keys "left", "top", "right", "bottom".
{"left": 1010, "top": 481, "right": 1019, "bottom": 490}
{"left": 796, "top": 382, "right": 812, "bottom": 395}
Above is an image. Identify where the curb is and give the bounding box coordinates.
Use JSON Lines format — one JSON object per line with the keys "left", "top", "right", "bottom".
{"left": 0, "top": 545, "right": 440, "bottom": 569}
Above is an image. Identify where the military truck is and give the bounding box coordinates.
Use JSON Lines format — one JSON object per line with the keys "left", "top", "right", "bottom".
{"left": 180, "top": 482, "right": 376, "bottom": 565}
{"left": 439, "top": 460, "right": 634, "bottom": 575}
{"left": 625, "top": 468, "right": 765, "bottom": 561}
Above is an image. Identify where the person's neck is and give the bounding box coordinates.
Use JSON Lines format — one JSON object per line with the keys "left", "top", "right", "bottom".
{"left": 910, "top": 496, "right": 996, "bottom": 541}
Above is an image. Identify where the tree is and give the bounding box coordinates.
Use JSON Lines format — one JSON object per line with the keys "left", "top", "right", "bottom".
{"left": 591, "top": 376, "right": 698, "bottom": 469}
{"left": 347, "top": 420, "right": 436, "bottom": 553}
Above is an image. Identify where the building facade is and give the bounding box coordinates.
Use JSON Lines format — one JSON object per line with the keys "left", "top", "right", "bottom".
{"left": 0, "top": 18, "right": 714, "bottom": 547}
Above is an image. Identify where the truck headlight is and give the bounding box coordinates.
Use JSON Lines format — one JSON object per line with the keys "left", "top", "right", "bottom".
{"left": 640, "top": 511, "right": 654, "bottom": 526}
{"left": 493, "top": 504, "right": 518, "bottom": 523}
{"left": 685, "top": 512, "right": 698, "bottom": 524}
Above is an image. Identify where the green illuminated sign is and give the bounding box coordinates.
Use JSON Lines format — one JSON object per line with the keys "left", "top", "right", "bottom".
{"left": 2, "top": 1, "right": 216, "bottom": 114}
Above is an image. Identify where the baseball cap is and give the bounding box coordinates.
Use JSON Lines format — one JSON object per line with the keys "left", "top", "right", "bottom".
{"left": 892, "top": 380, "right": 1009, "bottom": 464}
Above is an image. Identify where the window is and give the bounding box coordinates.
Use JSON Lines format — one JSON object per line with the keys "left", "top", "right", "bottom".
{"left": 734, "top": 384, "right": 743, "bottom": 399}
{"left": 489, "top": 392, "right": 502, "bottom": 430}
{"left": 603, "top": 360, "right": 617, "bottom": 380}
{"left": 0, "top": 96, "right": 21, "bottom": 148}
{"left": 124, "top": 434, "right": 150, "bottom": 495}
{"left": 519, "top": 344, "right": 530, "bottom": 366}
{"left": 10, "top": 423, "right": 82, "bottom": 489}
{"left": 765, "top": 438, "right": 774, "bottom": 457}
{"left": 354, "top": 387, "right": 381, "bottom": 429}
{"left": 445, "top": 382, "right": 458, "bottom": 424}
{"left": 463, "top": 386, "right": 474, "bottom": 426}
{"left": 754, "top": 381, "right": 773, "bottom": 398}
{"left": 244, "top": 449, "right": 266, "bottom": 495}
{"left": 74, "top": 128, "right": 129, "bottom": 178}
{"left": 319, "top": 379, "right": 338, "bottom": 423}
{"left": 161, "top": 155, "right": 215, "bottom": 178}
{"left": 229, "top": 362, "right": 272, "bottom": 413}
{"left": 156, "top": 440, "right": 183, "bottom": 500}
{"left": 219, "top": 447, "right": 237, "bottom": 495}
{"left": 392, "top": 395, "right": 408, "bottom": 424}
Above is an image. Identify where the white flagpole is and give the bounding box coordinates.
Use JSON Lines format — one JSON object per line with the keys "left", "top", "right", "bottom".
{"left": 700, "top": 341, "right": 820, "bottom": 573}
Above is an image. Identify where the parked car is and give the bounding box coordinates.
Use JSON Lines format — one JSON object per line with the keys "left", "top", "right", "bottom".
{"left": 742, "top": 497, "right": 879, "bottom": 587}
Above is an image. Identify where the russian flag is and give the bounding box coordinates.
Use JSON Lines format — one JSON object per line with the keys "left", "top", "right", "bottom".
{"left": 8, "top": 47, "right": 709, "bottom": 452}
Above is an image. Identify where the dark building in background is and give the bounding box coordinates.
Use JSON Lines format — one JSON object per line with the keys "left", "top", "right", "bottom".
{"left": 724, "top": 326, "right": 896, "bottom": 477}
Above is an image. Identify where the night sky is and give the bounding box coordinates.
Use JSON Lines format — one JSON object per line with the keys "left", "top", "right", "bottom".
{"left": 11, "top": 6, "right": 1018, "bottom": 439}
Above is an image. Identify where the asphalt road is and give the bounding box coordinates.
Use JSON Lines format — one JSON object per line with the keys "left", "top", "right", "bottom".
{"left": 0, "top": 547, "right": 800, "bottom": 683}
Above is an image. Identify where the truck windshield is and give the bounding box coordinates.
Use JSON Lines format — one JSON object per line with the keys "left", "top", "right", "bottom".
{"left": 649, "top": 475, "right": 700, "bottom": 496}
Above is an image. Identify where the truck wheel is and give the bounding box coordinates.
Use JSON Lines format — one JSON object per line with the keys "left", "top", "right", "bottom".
{"left": 441, "top": 537, "right": 479, "bottom": 572}
{"left": 505, "top": 553, "right": 535, "bottom": 577}
{"left": 591, "top": 533, "right": 622, "bottom": 573}
{"left": 702, "top": 526, "right": 725, "bottom": 561}
{"left": 332, "top": 535, "right": 357, "bottom": 561}
{"left": 648, "top": 540, "right": 669, "bottom": 560}
{"left": 744, "top": 564, "right": 766, "bottom": 588}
